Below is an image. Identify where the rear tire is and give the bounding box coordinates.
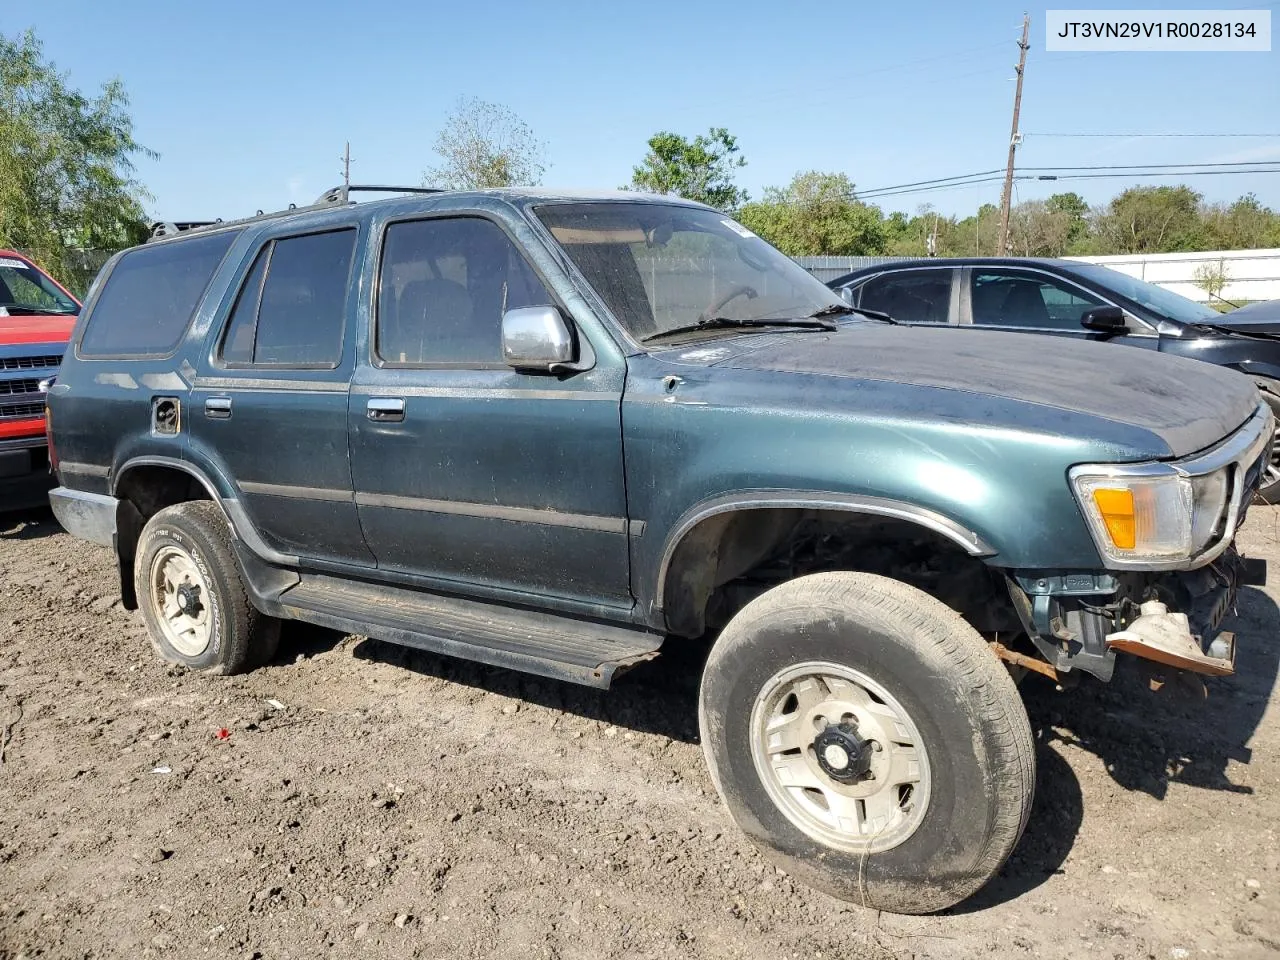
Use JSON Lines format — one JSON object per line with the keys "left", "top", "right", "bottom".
{"left": 699, "top": 571, "right": 1035, "bottom": 914}
{"left": 134, "top": 501, "right": 279, "bottom": 675}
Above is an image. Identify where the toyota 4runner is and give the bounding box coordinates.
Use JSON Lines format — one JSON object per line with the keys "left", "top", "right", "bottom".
{"left": 47, "top": 186, "right": 1272, "bottom": 914}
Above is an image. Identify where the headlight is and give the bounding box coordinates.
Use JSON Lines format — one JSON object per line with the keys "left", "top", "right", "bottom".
{"left": 1069, "top": 464, "right": 1232, "bottom": 565}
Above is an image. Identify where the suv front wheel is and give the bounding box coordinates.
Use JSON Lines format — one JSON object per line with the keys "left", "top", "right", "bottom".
{"left": 134, "top": 501, "right": 279, "bottom": 674}
{"left": 699, "top": 571, "right": 1035, "bottom": 914}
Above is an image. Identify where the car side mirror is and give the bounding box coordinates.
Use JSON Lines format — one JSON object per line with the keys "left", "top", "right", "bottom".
{"left": 838, "top": 286, "right": 856, "bottom": 306}
{"left": 502, "top": 306, "right": 576, "bottom": 372}
{"left": 1080, "top": 305, "right": 1129, "bottom": 334}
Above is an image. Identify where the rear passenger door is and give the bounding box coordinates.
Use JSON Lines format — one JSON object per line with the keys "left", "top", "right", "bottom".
{"left": 191, "top": 222, "right": 374, "bottom": 565}
{"left": 853, "top": 268, "right": 958, "bottom": 325}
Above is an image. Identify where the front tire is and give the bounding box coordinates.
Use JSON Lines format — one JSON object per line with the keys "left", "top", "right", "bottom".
{"left": 699, "top": 572, "right": 1035, "bottom": 914}
{"left": 1256, "top": 389, "right": 1280, "bottom": 504}
{"left": 134, "top": 501, "right": 279, "bottom": 675}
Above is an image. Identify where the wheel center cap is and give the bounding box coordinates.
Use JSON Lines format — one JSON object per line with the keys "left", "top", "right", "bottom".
{"left": 814, "top": 722, "right": 872, "bottom": 784}
{"left": 176, "top": 583, "right": 202, "bottom": 618}
{"left": 822, "top": 743, "right": 850, "bottom": 769}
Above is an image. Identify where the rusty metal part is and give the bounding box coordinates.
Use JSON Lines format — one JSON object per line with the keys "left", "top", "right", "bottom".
{"left": 989, "top": 640, "right": 1058, "bottom": 681}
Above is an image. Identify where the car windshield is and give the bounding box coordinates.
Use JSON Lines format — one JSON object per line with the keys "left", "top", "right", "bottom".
{"left": 534, "top": 202, "right": 845, "bottom": 341}
{"left": 0, "top": 255, "right": 79, "bottom": 316}
{"left": 1068, "top": 262, "right": 1220, "bottom": 325}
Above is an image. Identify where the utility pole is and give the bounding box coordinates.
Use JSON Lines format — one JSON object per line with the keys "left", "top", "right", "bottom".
{"left": 341, "top": 141, "right": 351, "bottom": 189}
{"left": 997, "top": 14, "right": 1030, "bottom": 254}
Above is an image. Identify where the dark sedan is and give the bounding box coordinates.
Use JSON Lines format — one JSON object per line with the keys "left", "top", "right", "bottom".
{"left": 827, "top": 257, "right": 1280, "bottom": 500}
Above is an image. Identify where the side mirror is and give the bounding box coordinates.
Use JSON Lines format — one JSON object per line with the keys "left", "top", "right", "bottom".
{"left": 838, "top": 286, "right": 856, "bottom": 306}
{"left": 1080, "top": 305, "right": 1129, "bottom": 334}
{"left": 502, "top": 306, "right": 576, "bottom": 371}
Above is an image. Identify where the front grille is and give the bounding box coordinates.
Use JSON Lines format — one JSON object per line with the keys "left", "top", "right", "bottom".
{"left": 0, "top": 378, "right": 43, "bottom": 397}
{"left": 0, "top": 355, "right": 61, "bottom": 371}
{"left": 0, "top": 401, "right": 45, "bottom": 420}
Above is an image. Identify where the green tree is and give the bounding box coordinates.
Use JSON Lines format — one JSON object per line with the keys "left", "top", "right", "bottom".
{"left": 0, "top": 29, "right": 151, "bottom": 282}
{"left": 1202, "top": 193, "right": 1280, "bottom": 250}
{"left": 627, "top": 128, "right": 747, "bottom": 211}
{"left": 1007, "top": 199, "right": 1074, "bottom": 257}
{"left": 423, "top": 97, "right": 547, "bottom": 190}
{"left": 1046, "top": 191, "right": 1090, "bottom": 249}
{"left": 736, "top": 171, "right": 885, "bottom": 256}
{"left": 1090, "top": 185, "right": 1206, "bottom": 254}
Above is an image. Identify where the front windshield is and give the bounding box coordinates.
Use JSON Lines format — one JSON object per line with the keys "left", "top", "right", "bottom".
{"left": 0, "top": 256, "right": 79, "bottom": 316}
{"left": 534, "top": 202, "right": 844, "bottom": 340}
{"left": 1069, "top": 262, "right": 1219, "bottom": 325}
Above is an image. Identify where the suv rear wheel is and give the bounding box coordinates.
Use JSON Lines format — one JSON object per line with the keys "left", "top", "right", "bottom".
{"left": 134, "top": 501, "right": 279, "bottom": 674}
{"left": 699, "top": 571, "right": 1035, "bottom": 914}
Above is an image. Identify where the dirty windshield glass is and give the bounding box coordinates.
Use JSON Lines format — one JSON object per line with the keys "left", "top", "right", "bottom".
{"left": 534, "top": 202, "right": 845, "bottom": 340}
{"left": 0, "top": 256, "right": 79, "bottom": 316}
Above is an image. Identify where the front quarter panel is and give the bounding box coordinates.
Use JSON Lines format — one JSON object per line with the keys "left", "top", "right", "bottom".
{"left": 623, "top": 354, "right": 1154, "bottom": 621}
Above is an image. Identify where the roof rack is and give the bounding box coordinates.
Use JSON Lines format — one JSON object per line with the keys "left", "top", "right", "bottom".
{"left": 315, "top": 184, "right": 448, "bottom": 206}
{"left": 148, "top": 220, "right": 219, "bottom": 239}
{"left": 145, "top": 185, "right": 448, "bottom": 243}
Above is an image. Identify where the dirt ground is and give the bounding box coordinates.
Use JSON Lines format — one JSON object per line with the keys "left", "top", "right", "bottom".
{"left": 1, "top": 506, "right": 1278, "bottom": 960}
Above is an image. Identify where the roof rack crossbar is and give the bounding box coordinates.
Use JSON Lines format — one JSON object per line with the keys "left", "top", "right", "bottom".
{"left": 315, "top": 184, "right": 448, "bottom": 206}
{"left": 146, "top": 185, "right": 450, "bottom": 243}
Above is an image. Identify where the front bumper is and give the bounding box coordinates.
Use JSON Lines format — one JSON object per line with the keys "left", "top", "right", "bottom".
{"left": 1008, "top": 549, "right": 1263, "bottom": 681}
{"left": 0, "top": 440, "right": 54, "bottom": 512}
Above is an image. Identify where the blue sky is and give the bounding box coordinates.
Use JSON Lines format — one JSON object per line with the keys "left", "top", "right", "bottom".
{"left": 17, "top": 1, "right": 1280, "bottom": 222}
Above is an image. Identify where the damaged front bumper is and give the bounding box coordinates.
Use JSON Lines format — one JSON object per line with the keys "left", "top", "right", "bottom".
{"left": 1006, "top": 550, "right": 1266, "bottom": 682}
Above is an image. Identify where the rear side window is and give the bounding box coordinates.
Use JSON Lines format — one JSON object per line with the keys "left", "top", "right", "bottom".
{"left": 858, "top": 269, "right": 953, "bottom": 324}
{"left": 219, "top": 229, "right": 356, "bottom": 367}
{"left": 79, "top": 231, "right": 239, "bottom": 357}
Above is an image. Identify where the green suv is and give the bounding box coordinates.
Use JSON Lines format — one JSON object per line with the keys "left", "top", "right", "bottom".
{"left": 46, "top": 186, "right": 1271, "bottom": 913}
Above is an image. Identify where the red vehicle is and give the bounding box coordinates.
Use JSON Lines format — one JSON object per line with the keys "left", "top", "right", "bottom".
{"left": 0, "top": 251, "right": 79, "bottom": 510}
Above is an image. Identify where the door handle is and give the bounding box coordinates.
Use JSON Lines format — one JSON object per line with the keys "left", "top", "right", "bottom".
{"left": 205, "top": 396, "right": 232, "bottom": 420}
{"left": 366, "top": 397, "right": 406, "bottom": 422}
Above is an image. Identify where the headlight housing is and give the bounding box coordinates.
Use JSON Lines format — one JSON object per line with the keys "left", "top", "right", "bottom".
{"left": 1069, "top": 464, "right": 1233, "bottom": 567}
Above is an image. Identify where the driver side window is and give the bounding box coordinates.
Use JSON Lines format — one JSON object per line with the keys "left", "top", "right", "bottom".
{"left": 970, "top": 271, "right": 1104, "bottom": 331}
{"left": 376, "top": 217, "right": 553, "bottom": 367}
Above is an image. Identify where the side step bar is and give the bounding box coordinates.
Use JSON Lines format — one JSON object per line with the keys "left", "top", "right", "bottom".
{"left": 278, "top": 574, "right": 663, "bottom": 689}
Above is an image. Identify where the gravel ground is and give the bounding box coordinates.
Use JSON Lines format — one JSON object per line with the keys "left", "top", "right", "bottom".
{"left": 1, "top": 506, "right": 1278, "bottom": 960}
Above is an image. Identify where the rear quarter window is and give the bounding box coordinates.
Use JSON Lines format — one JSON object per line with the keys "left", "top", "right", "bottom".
{"left": 79, "top": 231, "right": 240, "bottom": 358}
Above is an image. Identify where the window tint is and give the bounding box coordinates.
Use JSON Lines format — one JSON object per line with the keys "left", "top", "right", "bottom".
{"left": 219, "top": 229, "right": 355, "bottom": 367}
{"left": 220, "top": 247, "right": 269, "bottom": 364}
{"left": 80, "top": 231, "right": 239, "bottom": 357}
{"left": 858, "top": 270, "right": 952, "bottom": 324}
{"left": 377, "top": 217, "right": 552, "bottom": 365}
{"left": 970, "top": 271, "right": 1104, "bottom": 330}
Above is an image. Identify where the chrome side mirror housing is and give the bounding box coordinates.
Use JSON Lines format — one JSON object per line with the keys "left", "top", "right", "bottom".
{"left": 502, "top": 306, "right": 576, "bottom": 371}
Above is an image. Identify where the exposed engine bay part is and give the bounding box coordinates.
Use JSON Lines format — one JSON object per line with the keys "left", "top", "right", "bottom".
{"left": 1106, "top": 600, "right": 1236, "bottom": 677}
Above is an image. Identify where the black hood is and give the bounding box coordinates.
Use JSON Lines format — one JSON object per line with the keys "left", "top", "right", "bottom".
{"left": 1215, "top": 300, "right": 1280, "bottom": 335}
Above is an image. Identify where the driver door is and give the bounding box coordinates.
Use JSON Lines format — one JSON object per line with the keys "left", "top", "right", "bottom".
{"left": 348, "top": 213, "right": 633, "bottom": 614}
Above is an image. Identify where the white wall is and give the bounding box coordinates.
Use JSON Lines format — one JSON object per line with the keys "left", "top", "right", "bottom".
{"left": 1064, "top": 248, "right": 1280, "bottom": 304}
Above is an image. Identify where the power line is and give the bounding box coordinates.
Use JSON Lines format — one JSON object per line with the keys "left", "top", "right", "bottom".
{"left": 1021, "top": 160, "right": 1280, "bottom": 172}
{"left": 854, "top": 160, "right": 1280, "bottom": 199}
{"left": 1027, "top": 132, "right": 1280, "bottom": 138}
{"left": 848, "top": 164, "right": 1280, "bottom": 203}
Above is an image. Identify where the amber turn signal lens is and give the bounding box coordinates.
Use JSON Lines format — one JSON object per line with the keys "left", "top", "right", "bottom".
{"left": 1091, "top": 488, "right": 1136, "bottom": 550}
